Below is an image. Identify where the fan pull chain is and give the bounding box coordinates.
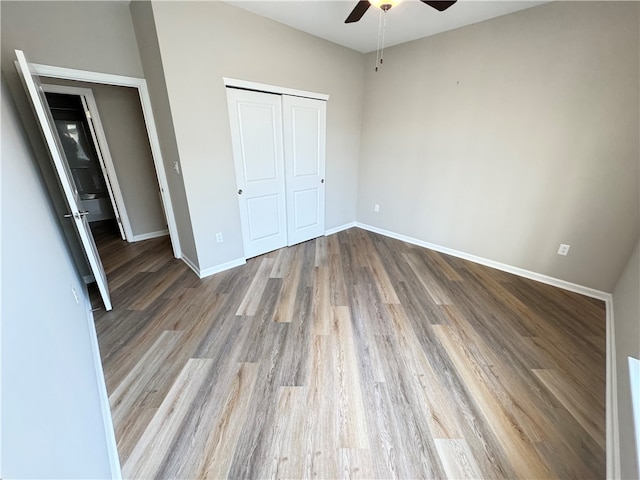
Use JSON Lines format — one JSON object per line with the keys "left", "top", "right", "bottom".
{"left": 375, "top": 8, "right": 388, "bottom": 72}
{"left": 380, "top": 12, "right": 387, "bottom": 66}
{"left": 375, "top": 8, "right": 383, "bottom": 71}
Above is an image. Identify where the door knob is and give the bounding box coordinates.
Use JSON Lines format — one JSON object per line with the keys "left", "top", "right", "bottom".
{"left": 321, "top": 178, "right": 325, "bottom": 184}
{"left": 238, "top": 189, "right": 243, "bottom": 195}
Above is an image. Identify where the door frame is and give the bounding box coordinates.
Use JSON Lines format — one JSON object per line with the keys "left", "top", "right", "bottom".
{"left": 223, "top": 77, "right": 329, "bottom": 101}
{"left": 31, "top": 62, "right": 181, "bottom": 258}
{"left": 42, "top": 83, "right": 132, "bottom": 241}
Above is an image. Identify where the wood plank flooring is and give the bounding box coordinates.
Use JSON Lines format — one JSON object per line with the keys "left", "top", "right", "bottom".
{"left": 92, "top": 225, "right": 606, "bottom": 479}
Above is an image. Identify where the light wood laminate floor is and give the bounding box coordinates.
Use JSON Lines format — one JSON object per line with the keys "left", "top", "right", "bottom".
{"left": 92, "top": 226, "right": 606, "bottom": 479}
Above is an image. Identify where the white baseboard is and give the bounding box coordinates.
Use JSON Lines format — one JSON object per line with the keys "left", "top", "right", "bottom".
{"left": 606, "top": 300, "right": 620, "bottom": 479}
{"left": 325, "top": 222, "right": 356, "bottom": 236}
{"left": 180, "top": 254, "right": 200, "bottom": 277}
{"left": 83, "top": 292, "right": 122, "bottom": 479}
{"left": 181, "top": 254, "right": 246, "bottom": 279}
{"left": 355, "top": 222, "right": 611, "bottom": 302}
{"left": 200, "top": 258, "right": 246, "bottom": 278}
{"left": 130, "top": 229, "right": 169, "bottom": 242}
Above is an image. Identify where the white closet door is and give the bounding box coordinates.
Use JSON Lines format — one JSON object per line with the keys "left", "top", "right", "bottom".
{"left": 282, "top": 96, "right": 326, "bottom": 246}
{"left": 227, "top": 88, "right": 287, "bottom": 258}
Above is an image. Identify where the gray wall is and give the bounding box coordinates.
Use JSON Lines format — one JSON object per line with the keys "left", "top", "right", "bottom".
{"left": 130, "top": 0, "right": 198, "bottom": 262}
{"left": 150, "top": 1, "right": 365, "bottom": 271}
{"left": 41, "top": 78, "right": 167, "bottom": 238}
{"left": 1, "top": 74, "right": 113, "bottom": 479}
{"left": 356, "top": 1, "right": 639, "bottom": 292}
{"left": 0, "top": 1, "right": 143, "bottom": 77}
{"left": 613, "top": 242, "right": 640, "bottom": 479}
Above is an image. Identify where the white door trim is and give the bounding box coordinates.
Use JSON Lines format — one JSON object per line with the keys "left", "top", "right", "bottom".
{"left": 41, "top": 83, "right": 132, "bottom": 241}
{"left": 31, "top": 62, "right": 181, "bottom": 258}
{"left": 223, "top": 77, "right": 330, "bottom": 101}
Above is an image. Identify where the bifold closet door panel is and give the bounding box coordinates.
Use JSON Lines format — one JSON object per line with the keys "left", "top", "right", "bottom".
{"left": 282, "top": 95, "right": 326, "bottom": 247}
{"left": 226, "top": 88, "right": 287, "bottom": 259}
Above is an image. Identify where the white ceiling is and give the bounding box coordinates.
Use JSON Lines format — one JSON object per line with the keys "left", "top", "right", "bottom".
{"left": 224, "top": 0, "right": 550, "bottom": 53}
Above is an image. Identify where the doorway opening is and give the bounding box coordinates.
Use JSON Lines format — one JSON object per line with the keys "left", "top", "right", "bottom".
{"left": 17, "top": 50, "right": 182, "bottom": 311}
{"left": 42, "top": 80, "right": 170, "bottom": 252}
{"left": 31, "top": 60, "right": 181, "bottom": 259}
{"left": 44, "top": 90, "right": 124, "bottom": 245}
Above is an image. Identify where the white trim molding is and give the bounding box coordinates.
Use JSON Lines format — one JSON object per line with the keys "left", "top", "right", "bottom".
{"left": 325, "top": 222, "right": 356, "bottom": 236}
{"left": 30, "top": 62, "right": 182, "bottom": 260}
{"left": 607, "top": 300, "right": 621, "bottom": 480}
{"left": 200, "top": 258, "right": 247, "bottom": 278}
{"left": 180, "top": 254, "right": 200, "bottom": 278}
{"left": 83, "top": 293, "right": 122, "bottom": 480}
{"left": 131, "top": 229, "right": 169, "bottom": 242}
{"left": 223, "top": 77, "right": 329, "bottom": 101}
{"left": 355, "top": 222, "right": 611, "bottom": 301}
{"left": 181, "top": 255, "right": 246, "bottom": 279}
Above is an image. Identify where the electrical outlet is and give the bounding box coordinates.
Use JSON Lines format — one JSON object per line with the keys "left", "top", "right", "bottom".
{"left": 557, "top": 243, "right": 571, "bottom": 256}
{"left": 173, "top": 161, "right": 180, "bottom": 175}
{"left": 216, "top": 232, "right": 223, "bottom": 243}
{"left": 374, "top": 204, "right": 380, "bottom": 212}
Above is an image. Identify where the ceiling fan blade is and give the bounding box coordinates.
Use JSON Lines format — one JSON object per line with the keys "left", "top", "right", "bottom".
{"left": 345, "top": 0, "right": 371, "bottom": 23}
{"left": 420, "top": 0, "right": 457, "bottom": 12}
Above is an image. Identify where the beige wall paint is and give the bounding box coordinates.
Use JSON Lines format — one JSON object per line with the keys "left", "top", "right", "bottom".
{"left": 41, "top": 78, "right": 167, "bottom": 237}
{"left": 130, "top": 0, "right": 198, "bottom": 262}
{"left": 150, "top": 1, "right": 365, "bottom": 271}
{"left": 0, "top": 1, "right": 143, "bottom": 77}
{"left": 357, "top": 1, "right": 639, "bottom": 292}
{"left": 613, "top": 242, "right": 640, "bottom": 479}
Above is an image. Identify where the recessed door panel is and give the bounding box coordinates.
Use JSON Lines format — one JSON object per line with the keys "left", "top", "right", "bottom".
{"left": 238, "top": 103, "right": 279, "bottom": 183}
{"left": 293, "top": 188, "right": 319, "bottom": 229}
{"left": 283, "top": 96, "right": 326, "bottom": 246}
{"left": 246, "top": 194, "right": 282, "bottom": 241}
{"left": 291, "top": 107, "right": 321, "bottom": 177}
{"left": 227, "top": 88, "right": 287, "bottom": 258}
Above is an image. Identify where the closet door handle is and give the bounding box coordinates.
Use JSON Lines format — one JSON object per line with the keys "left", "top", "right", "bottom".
{"left": 238, "top": 189, "right": 243, "bottom": 195}
{"left": 321, "top": 178, "right": 325, "bottom": 184}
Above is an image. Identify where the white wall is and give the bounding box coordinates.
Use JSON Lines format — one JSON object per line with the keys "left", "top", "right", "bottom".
{"left": 150, "top": 1, "right": 365, "bottom": 272}
{"left": 357, "top": 1, "right": 639, "bottom": 292}
{"left": 1, "top": 74, "right": 114, "bottom": 479}
{"left": 613, "top": 242, "right": 640, "bottom": 479}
